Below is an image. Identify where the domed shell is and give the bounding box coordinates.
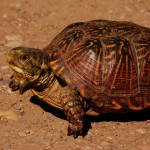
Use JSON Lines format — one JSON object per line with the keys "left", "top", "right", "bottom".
{"left": 45, "top": 20, "right": 150, "bottom": 102}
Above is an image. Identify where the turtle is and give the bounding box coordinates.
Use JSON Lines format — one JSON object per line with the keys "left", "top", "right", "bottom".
{"left": 7, "top": 19, "right": 150, "bottom": 138}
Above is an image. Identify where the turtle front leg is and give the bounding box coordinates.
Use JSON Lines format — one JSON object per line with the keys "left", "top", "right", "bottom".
{"left": 61, "top": 87, "right": 85, "bottom": 138}
{"left": 9, "top": 73, "right": 29, "bottom": 94}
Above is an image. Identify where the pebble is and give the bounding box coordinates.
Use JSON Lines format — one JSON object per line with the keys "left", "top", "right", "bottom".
{"left": 31, "top": 13, "right": 41, "bottom": 20}
{"left": 18, "top": 129, "right": 34, "bottom": 137}
{"left": 84, "top": 146, "right": 92, "bottom": 150}
{"left": 1, "top": 144, "right": 11, "bottom": 149}
{"left": 139, "top": 145, "right": 150, "bottom": 150}
{"left": 2, "top": 14, "right": 8, "bottom": 19}
{"left": 0, "top": 65, "right": 9, "bottom": 70}
{"left": 15, "top": 3, "right": 21, "bottom": 8}
{"left": 18, "top": 131, "right": 27, "bottom": 137}
{"left": 7, "top": 88, "right": 14, "bottom": 94}
{"left": 136, "top": 128, "right": 147, "bottom": 134}
{"left": 5, "top": 35, "right": 23, "bottom": 48}
{"left": 107, "top": 136, "right": 113, "bottom": 140}
{"left": 100, "top": 141, "right": 110, "bottom": 146}
{"left": 19, "top": 110, "right": 25, "bottom": 117}
{"left": 146, "top": 120, "right": 150, "bottom": 123}
{"left": 25, "top": 129, "right": 34, "bottom": 135}
{"left": 0, "top": 111, "right": 18, "bottom": 121}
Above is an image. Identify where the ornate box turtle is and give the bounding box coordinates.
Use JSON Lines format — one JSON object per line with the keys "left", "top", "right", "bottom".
{"left": 7, "top": 20, "right": 150, "bottom": 138}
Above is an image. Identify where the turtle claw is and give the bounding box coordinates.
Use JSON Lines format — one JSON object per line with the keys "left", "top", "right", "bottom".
{"left": 67, "top": 123, "right": 83, "bottom": 139}
{"left": 19, "top": 84, "right": 24, "bottom": 95}
{"left": 9, "top": 74, "right": 29, "bottom": 94}
{"left": 9, "top": 76, "right": 20, "bottom": 92}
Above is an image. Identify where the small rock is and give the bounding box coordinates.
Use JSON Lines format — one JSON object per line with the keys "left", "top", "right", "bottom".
{"left": 0, "top": 40, "right": 5, "bottom": 45}
{"left": 18, "top": 129, "right": 34, "bottom": 137}
{"left": 136, "top": 128, "right": 147, "bottom": 134}
{"left": 100, "top": 141, "right": 109, "bottom": 146}
{"left": 84, "top": 146, "right": 92, "bottom": 150}
{"left": 32, "top": 13, "right": 41, "bottom": 20}
{"left": 19, "top": 110, "right": 25, "bottom": 117}
{"left": 146, "top": 120, "right": 150, "bottom": 123}
{"left": 0, "top": 110, "right": 18, "bottom": 121}
{"left": 2, "top": 14, "right": 7, "bottom": 19}
{"left": 139, "top": 145, "right": 150, "bottom": 150}
{"left": 15, "top": 3, "right": 21, "bottom": 8}
{"left": 0, "top": 65, "right": 9, "bottom": 70}
{"left": 119, "top": 15, "right": 125, "bottom": 20}
{"left": 107, "top": 136, "right": 113, "bottom": 140}
{"left": 18, "top": 23, "right": 22, "bottom": 27}
{"left": 18, "top": 131, "right": 27, "bottom": 137}
{"left": 7, "top": 88, "right": 14, "bottom": 94}
{"left": 1, "top": 144, "right": 11, "bottom": 149}
{"left": 5, "top": 35, "right": 23, "bottom": 48}
{"left": 25, "top": 129, "right": 34, "bottom": 135}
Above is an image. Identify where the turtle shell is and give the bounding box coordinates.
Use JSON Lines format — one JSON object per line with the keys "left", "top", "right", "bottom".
{"left": 44, "top": 20, "right": 150, "bottom": 110}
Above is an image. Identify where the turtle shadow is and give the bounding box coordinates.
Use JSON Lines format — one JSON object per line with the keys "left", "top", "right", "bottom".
{"left": 87, "top": 109, "right": 150, "bottom": 122}
{"left": 30, "top": 95, "right": 150, "bottom": 137}
{"left": 30, "top": 96, "right": 66, "bottom": 119}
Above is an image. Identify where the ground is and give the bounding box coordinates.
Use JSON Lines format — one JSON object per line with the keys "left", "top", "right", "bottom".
{"left": 0, "top": 0, "right": 150, "bottom": 150}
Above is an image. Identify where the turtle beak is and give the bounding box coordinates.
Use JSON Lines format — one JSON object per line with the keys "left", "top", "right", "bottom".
{"left": 7, "top": 55, "right": 13, "bottom": 64}
{"left": 7, "top": 50, "right": 23, "bottom": 74}
{"left": 7, "top": 50, "right": 15, "bottom": 63}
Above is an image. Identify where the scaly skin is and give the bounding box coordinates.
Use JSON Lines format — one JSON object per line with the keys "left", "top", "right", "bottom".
{"left": 7, "top": 47, "right": 85, "bottom": 138}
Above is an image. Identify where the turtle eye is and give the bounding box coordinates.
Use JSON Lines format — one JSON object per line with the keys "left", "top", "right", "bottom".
{"left": 20, "top": 55, "right": 30, "bottom": 62}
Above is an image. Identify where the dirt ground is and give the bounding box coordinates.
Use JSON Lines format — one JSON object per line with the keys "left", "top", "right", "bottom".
{"left": 0, "top": 0, "right": 150, "bottom": 150}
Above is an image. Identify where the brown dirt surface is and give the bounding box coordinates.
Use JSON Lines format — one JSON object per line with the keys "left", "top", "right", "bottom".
{"left": 0, "top": 0, "right": 150, "bottom": 150}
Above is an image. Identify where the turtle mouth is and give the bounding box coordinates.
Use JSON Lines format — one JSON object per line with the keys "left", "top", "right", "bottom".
{"left": 9, "top": 62, "right": 23, "bottom": 74}
{"left": 7, "top": 53, "right": 23, "bottom": 74}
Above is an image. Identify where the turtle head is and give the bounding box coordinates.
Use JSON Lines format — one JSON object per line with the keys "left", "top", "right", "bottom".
{"left": 7, "top": 47, "right": 51, "bottom": 91}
